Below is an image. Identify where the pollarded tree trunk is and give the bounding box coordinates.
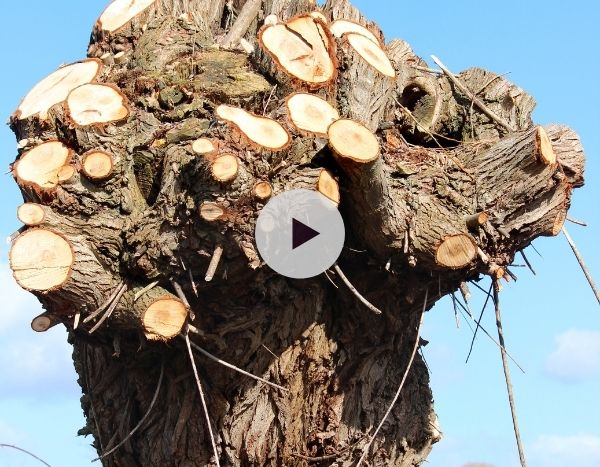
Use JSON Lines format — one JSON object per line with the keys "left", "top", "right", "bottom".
{"left": 8, "top": 0, "right": 585, "bottom": 466}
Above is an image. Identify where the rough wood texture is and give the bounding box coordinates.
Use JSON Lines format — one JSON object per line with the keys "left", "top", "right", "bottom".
{"left": 6, "top": 0, "right": 586, "bottom": 466}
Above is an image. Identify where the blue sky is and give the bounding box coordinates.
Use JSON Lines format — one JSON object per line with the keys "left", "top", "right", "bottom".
{"left": 0, "top": 1, "right": 598, "bottom": 466}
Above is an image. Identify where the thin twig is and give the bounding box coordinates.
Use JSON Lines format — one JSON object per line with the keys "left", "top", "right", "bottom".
{"left": 519, "top": 251, "right": 536, "bottom": 276}
{"left": 205, "top": 244, "right": 224, "bottom": 282}
{"left": 333, "top": 264, "right": 382, "bottom": 315}
{"left": 465, "top": 281, "right": 493, "bottom": 364}
{"left": 468, "top": 72, "right": 509, "bottom": 139}
{"left": 393, "top": 96, "right": 441, "bottom": 147}
{"left": 171, "top": 280, "right": 191, "bottom": 309}
{"left": 562, "top": 226, "right": 600, "bottom": 305}
{"left": 566, "top": 215, "right": 587, "bottom": 227}
{"left": 219, "top": 0, "right": 261, "bottom": 48}
{"left": 455, "top": 305, "right": 475, "bottom": 334}
{"left": 410, "top": 65, "right": 448, "bottom": 75}
{"left": 188, "top": 268, "right": 199, "bottom": 297}
{"left": 493, "top": 281, "right": 527, "bottom": 467}
{"left": 134, "top": 280, "right": 159, "bottom": 301}
{"left": 323, "top": 269, "right": 339, "bottom": 288}
{"left": 356, "top": 289, "right": 428, "bottom": 467}
{"left": 0, "top": 444, "right": 52, "bottom": 467}
{"left": 73, "top": 310, "right": 81, "bottom": 330}
{"left": 451, "top": 293, "right": 460, "bottom": 328}
{"left": 530, "top": 243, "right": 543, "bottom": 258}
{"left": 184, "top": 333, "right": 221, "bottom": 467}
{"left": 263, "top": 84, "right": 277, "bottom": 115}
{"left": 505, "top": 268, "right": 518, "bottom": 282}
{"left": 261, "top": 344, "right": 279, "bottom": 360}
{"left": 89, "top": 283, "right": 128, "bottom": 334}
{"left": 83, "top": 281, "right": 125, "bottom": 323}
{"left": 431, "top": 55, "right": 515, "bottom": 132}
{"left": 455, "top": 291, "right": 525, "bottom": 373}
{"left": 93, "top": 360, "right": 164, "bottom": 462}
{"left": 186, "top": 336, "right": 288, "bottom": 392}
{"left": 459, "top": 282, "right": 471, "bottom": 302}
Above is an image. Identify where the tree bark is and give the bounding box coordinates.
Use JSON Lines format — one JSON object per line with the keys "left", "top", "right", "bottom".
{"left": 7, "top": 0, "right": 585, "bottom": 466}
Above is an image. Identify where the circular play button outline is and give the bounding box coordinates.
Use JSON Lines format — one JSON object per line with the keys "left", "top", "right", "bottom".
{"left": 255, "top": 189, "right": 345, "bottom": 279}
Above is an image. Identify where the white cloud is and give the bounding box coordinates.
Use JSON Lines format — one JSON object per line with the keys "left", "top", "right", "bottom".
{"left": 0, "top": 261, "right": 78, "bottom": 398}
{"left": 530, "top": 434, "right": 600, "bottom": 467}
{"left": 545, "top": 329, "right": 600, "bottom": 382}
{"left": 0, "top": 261, "right": 41, "bottom": 334}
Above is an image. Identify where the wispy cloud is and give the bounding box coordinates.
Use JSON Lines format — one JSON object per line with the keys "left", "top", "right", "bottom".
{"left": 530, "top": 434, "right": 600, "bottom": 467}
{"left": 545, "top": 329, "right": 600, "bottom": 383}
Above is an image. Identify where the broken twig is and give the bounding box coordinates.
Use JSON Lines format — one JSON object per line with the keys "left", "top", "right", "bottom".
{"left": 431, "top": 55, "right": 515, "bottom": 132}
{"left": 134, "top": 280, "right": 159, "bottom": 301}
{"left": 562, "top": 226, "right": 600, "bottom": 305}
{"left": 519, "top": 250, "right": 536, "bottom": 275}
{"left": 566, "top": 215, "right": 587, "bottom": 227}
{"left": 83, "top": 281, "right": 125, "bottom": 323}
{"left": 333, "top": 264, "right": 382, "bottom": 315}
{"left": 455, "top": 290, "right": 525, "bottom": 373}
{"left": 493, "top": 281, "right": 527, "bottom": 467}
{"left": 205, "top": 244, "right": 224, "bottom": 282}
{"left": 466, "top": 281, "right": 493, "bottom": 363}
{"left": 186, "top": 335, "right": 288, "bottom": 392}
{"left": 88, "top": 283, "right": 128, "bottom": 334}
{"left": 184, "top": 333, "right": 221, "bottom": 467}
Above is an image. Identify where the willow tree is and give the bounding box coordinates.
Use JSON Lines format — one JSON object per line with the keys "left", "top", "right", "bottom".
{"left": 8, "top": 0, "right": 585, "bottom": 465}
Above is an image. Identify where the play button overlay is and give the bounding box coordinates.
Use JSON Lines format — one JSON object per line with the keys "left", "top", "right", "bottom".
{"left": 292, "top": 218, "right": 320, "bottom": 249}
{"left": 255, "top": 189, "right": 345, "bottom": 279}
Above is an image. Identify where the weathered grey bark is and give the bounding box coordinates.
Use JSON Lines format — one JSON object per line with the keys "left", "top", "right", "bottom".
{"left": 8, "top": 0, "right": 585, "bottom": 466}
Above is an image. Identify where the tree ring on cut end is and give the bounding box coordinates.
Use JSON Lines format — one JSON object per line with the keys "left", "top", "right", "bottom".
{"left": 82, "top": 150, "right": 114, "bottom": 180}
{"left": 15, "top": 59, "right": 101, "bottom": 120}
{"left": 17, "top": 203, "right": 46, "bottom": 226}
{"left": 328, "top": 119, "right": 380, "bottom": 163}
{"left": 13, "top": 141, "right": 72, "bottom": 190}
{"left": 435, "top": 234, "right": 478, "bottom": 269}
{"left": 66, "top": 83, "right": 129, "bottom": 126}
{"left": 98, "top": 0, "right": 157, "bottom": 32}
{"left": 211, "top": 154, "right": 239, "bottom": 182}
{"left": 10, "top": 229, "right": 73, "bottom": 291}
{"left": 142, "top": 297, "right": 187, "bottom": 340}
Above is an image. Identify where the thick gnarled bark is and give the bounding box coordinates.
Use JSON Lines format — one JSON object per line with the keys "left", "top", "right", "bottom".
{"left": 7, "top": 0, "right": 585, "bottom": 466}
